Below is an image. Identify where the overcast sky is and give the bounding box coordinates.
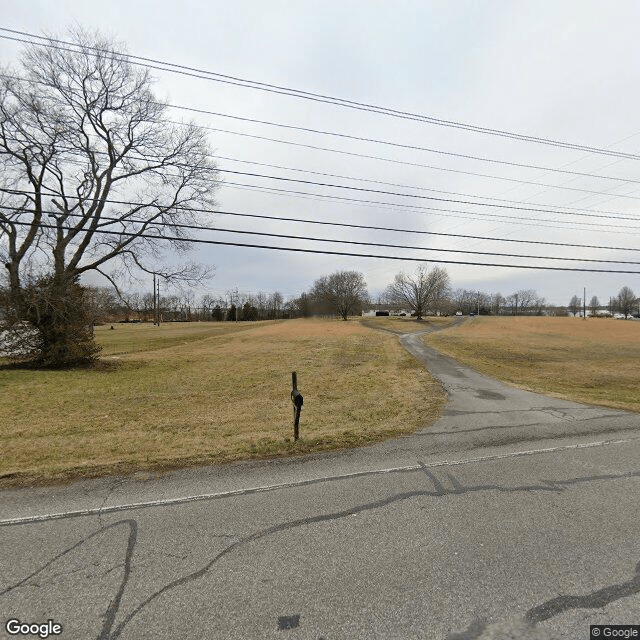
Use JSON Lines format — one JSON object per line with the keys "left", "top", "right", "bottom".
{"left": 2, "top": 1, "right": 640, "bottom": 305}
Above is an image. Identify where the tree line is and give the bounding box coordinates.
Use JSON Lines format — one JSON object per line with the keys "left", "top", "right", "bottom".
{"left": 568, "top": 286, "right": 639, "bottom": 319}
{"left": 84, "top": 287, "right": 293, "bottom": 323}
{"left": 95, "top": 267, "right": 554, "bottom": 323}
{"left": 12, "top": 264, "right": 640, "bottom": 328}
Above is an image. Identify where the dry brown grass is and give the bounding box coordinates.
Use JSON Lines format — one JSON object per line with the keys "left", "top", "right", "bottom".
{"left": 360, "top": 315, "right": 457, "bottom": 334}
{"left": 0, "top": 319, "right": 445, "bottom": 487}
{"left": 425, "top": 316, "right": 640, "bottom": 412}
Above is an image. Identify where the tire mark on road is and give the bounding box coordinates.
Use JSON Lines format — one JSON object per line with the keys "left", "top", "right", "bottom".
{"left": 445, "top": 560, "right": 640, "bottom": 638}
{"left": 0, "top": 520, "right": 138, "bottom": 640}
{"left": 525, "top": 560, "right": 640, "bottom": 624}
{"left": 104, "top": 468, "right": 640, "bottom": 638}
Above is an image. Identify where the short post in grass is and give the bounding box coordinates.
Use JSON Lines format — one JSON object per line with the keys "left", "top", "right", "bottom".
{"left": 291, "top": 371, "right": 303, "bottom": 441}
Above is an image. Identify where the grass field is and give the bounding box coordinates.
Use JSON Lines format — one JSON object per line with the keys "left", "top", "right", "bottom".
{"left": 0, "top": 318, "right": 445, "bottom": 487}
{"left": 425, "top": 316, "right": 640, "bottom": 413}
{"left": 360, "top": 315, "right": 456, "bottom": 334}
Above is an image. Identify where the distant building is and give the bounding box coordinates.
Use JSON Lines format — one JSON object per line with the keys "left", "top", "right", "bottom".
{"left": 567, "top": 308, "right": 612, "bottom": 318}
{"left": 362, "top": 304, "right": 412, "bottom": 317}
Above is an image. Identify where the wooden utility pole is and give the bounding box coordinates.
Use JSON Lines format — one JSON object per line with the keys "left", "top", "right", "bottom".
{"left": 156, "top": 278, "right": 161, "bottom": 326}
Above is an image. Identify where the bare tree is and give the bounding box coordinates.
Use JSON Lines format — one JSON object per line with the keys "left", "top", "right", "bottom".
{"left": 491, "top": 292, "right": 505, "bottom": 316}
{"left": 254, "top": 292, "right": 269, "bottom": 319}
{"left": 568, "top": 295, "right": 581, "bottom": 317}
{"left": 200, "top": 294, "right": 218, "bottom": 320}
{"left": 0, "top": 29, "right": 219, "bottom": 365}
{"left": 589, "top": 295, "right": 600, "bottom": 317}
{"left": 226, "top": 288, "right": 244, "bottom": 321}
{"left": 268, "top": 291, "right": 284, "bottom": 319}
{"left": 386, "top": 265, "right": 450, "bottom": 320}
{"left": 515, "top": 289, "right": 534, "bottom": 314}
{"left": 200, "top": 293, "right": 226, "bottom": 321}
{"left": 290, "top": 291, "right": 312, "bottom": 318}
{"left": 532, "top": 294, "right": 547, "bottom": 316}
{"left": 311, "top": 270, "right": 368, "bottom": 320}
{"left": 84, "top": 285, "right": 119, "bottom": 322}
{"left": 512, "top": 289, "right": 545, "bottom": 315}
{"left": 617, "top": 286, "right": 636, "bottom": 318}
{"left": 451, "top": 288, "right": 473, "bottom": 315}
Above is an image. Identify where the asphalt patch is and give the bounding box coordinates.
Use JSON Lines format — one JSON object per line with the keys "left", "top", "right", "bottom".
{"left": 278, "top": 614, "right": 300, "bottom": 630}
{"left": 475, "top": 389, "right": 506, "bottom": 400}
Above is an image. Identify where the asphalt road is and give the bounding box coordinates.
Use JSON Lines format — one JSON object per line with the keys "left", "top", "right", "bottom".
{"left": 2, "top": 329, "right": 640, "bottom": 639}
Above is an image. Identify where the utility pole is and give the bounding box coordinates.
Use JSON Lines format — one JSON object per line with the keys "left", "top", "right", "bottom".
{"left": 156, "top": 277, "right": 161, "bottom": 326}
{"left": 583, "top": 286, "right": 586, "bottom": 319}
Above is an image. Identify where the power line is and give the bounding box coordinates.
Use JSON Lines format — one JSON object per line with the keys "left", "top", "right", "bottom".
{"left": 14, "top": 130, "right": 639, "bottom": 218}
{"left": 219, "top": 169, "right": 640, "bottom": 221}
{"left": 223, "top": 181, "right": 640, "bottom": 235}
{"left": 4, "top": 72, "right": 640, "bottom": 206}
{"left": 214, "top": 153, "right": 640, "bottom": 218}
{"left": 5, "top": 182, "right": 640, "bottom": 235}
{"left": 5, "top": 122, "right": 640, "bottom": 229}
{"left": 209, "top": 208, "right": 640, "bottom": 252}
{"left": 4, "top": 199, "right": 640, "bottom": 253}
{"left": 198, "top": 123, "right": 640, "bottom": 203}
{"left": 3, "top": 80, "right": 640, "bottom": 233}
{"left": 9, "top": 219, "right": 640, "bottom": 274}
{"left": 4, "top": 205, "right": 638, "bottom": 264}
{"left": 221, "top": 181, "right": 640, "bottom": 232}
{"left": 2, "top": 27, "right": 640, "bottom": 160}
{"left": 7, "top": 121, "right": 640, "bottom": 217}
{"left": 172, "top": 104, "right": 640, "bottom": 186}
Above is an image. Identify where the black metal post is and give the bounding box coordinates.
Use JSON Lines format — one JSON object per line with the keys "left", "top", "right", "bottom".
{"left": 291, "top": 371, "right": 303, "bottom": 441}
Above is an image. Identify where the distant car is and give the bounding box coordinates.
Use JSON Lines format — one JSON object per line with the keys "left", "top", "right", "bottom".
{"left": 455, "top": 311, "right": 462, "bottom": 316}
{"left": 469, "top": 312, "right": 477, "bottom": 316}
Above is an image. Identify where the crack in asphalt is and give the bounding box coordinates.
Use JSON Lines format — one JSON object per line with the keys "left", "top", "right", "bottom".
{"left": 441, "top": 407, "right": 626, "bottom": 417}
{"left": 97, "top": 478, "right": 126, "bottom": 526}
{"left": 0, "top": 519, "right": 137, "bottom": 640}
{"left": 3, "top": 467, "right": 638, "bottom": 638}
{"left": 106, "top": 466, "right": 640, "bottom": 638}
{"left": 412, "top": 415, "right": 636, "bottom": 438}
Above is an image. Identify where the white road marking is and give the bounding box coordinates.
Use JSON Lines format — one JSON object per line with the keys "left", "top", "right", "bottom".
{"left": 1, "top": 435, "right": 639, "bottom": 527}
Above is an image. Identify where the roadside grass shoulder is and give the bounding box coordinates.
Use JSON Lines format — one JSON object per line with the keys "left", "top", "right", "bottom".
{"left": 424, "top": 316, "right": 640, "bottom": 413}
{"left": 1, "top": 318, "right": 445, "bottom": 487}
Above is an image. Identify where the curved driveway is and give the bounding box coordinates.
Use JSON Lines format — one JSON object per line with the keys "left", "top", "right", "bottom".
{"left": 2, "top": 326, "right": 640, "bottom": 639}
{"left": 399, "top": 329, "right": 640, "bottom": 454}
